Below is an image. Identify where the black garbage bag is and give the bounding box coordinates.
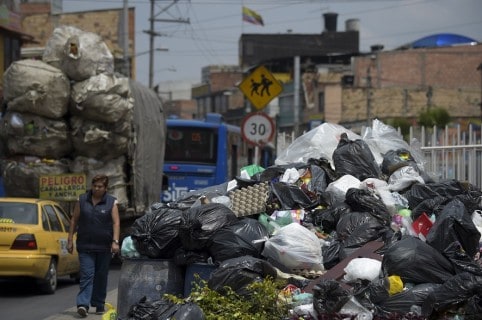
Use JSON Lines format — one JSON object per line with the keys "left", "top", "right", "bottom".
{"left": 382, "top": 236, "right": 455, "bottom": 284}
{"left": 322, "top": 238, "right": 343, "bottom": 270}
{"left": 178, "top": 203, "right": 238, "bottom": 251}
{"left": 307, "top": 157, "right": 338, "bottom": 183}
{"left": 427, "top": 179, "right": 481, "bottom": 198}
{"left": 410, "top": 195, "right": 448, "bottom": 221}
{"left": 311, "top": 203, "right": 351, "bottom": 233}
{"left": 404, "top": 180, "right": 482, "bottom": 212}
{"left": 127, "top": 296, "right": 170, "bottom": 319}
{"left": 312, "top": 279, "right": 351, "bottom": 315}
{"left": 376, "top": 283, "right": 441, "bottom": 316}
{"left": 426, "top": 198, "right": 481, "bottom": 258}
{"left": 318, "top": 190, "right": 340, "bottom": 208}
{"left": 344, "top": 188, "right": 391, "bottom": 225}
{"left": 259, "top": 162, "right": 307, "bottom": 183}
{"left": 332, "top": 211, "right": 389, "bottom": 261}
{"left": 340, "top": 219, "right": 389, "bottom": 256}
{"left": 208, "top": 217, "right": 269, "bottom": 263}
{"left": 173, "top": 247, "right": 211, "bottom": 267}
{"left": 336, "top": 211, "right": 383, "bottom": 241}
{"left": 305, "top": 164, "right": 330, "bottom": 194}
{"left": 442, "top": 242, "right": 482, "bottom": 276}
{"left": 162, "top": 302, "right": 205, "bottom": 320}
{"left": 332, "top": 132, "right": 382, "bottom": 181}
{"left": 127, "top": 296, "right": 205, "bottom": 320}
{"left": 402, "top": 183, "right": 441, "bottom": 210}
{"left": 352, "top": 277, "right": 390, "bottom": 311}
{"left": 381, "top": 148, "right": 418, "bottom": 176}
{"left": 421, "top": 272, "right": 482, "bottom": 317}
{"left": 130, "top": 207, "right": 182, "bottom": 259}
{"left": 270, "top": 181, "right": 318, "bottom": 210}
{"left": 207, "top": 255, "right": 277, "bottom": 296}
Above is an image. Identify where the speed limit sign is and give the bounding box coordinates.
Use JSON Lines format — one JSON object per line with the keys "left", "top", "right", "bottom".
{"left": 241, "top": 112, "right": 275, "bottom": 146}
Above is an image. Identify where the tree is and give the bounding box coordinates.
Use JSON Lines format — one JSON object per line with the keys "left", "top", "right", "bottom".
{"left": 387, "top": 117, "right": 411, "bottom": 141}
{"left": 418, "top": 107, "right": 451, "bottom": 127}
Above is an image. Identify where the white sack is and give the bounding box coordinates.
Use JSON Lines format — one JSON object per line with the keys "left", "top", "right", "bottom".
{"left": 3, "top": 59, "right": 70, "bottom": 119}
{"left": 42, "top": 25, "right": 114, "bottom": 81}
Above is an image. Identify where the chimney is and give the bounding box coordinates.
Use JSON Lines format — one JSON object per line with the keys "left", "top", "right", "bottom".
{"left": 323, "top": 12, "right": 338, "bottom": 32}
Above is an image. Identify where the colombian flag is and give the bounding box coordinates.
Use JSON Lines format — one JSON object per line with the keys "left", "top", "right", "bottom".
{"left": 242, "top": 6, "right": 264, "bottom": 26}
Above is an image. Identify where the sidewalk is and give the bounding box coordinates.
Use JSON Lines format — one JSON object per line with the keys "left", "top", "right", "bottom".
{"left": 43, "top": 288, "right": 119, "bottom": 320}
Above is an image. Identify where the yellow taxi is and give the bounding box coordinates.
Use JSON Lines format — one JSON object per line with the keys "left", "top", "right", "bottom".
{"left": 0, "top": 198, "right": 80, "bottom": 294}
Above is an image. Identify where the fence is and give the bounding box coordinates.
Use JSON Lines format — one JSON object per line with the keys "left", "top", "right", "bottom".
{"left": 410, "top": 125, "right": 482, "bottom": 189}
{"left": 276, "top": 125, "right": 482, "bottom": 189}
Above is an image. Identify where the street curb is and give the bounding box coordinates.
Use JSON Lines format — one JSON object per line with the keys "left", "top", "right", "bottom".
{"left": 43, "top": 288, "right": 118, "bottom": 320}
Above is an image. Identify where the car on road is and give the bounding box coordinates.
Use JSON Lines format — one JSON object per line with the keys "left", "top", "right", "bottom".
{"left": 0, "top": 198, "right": 80, "bottom": 294}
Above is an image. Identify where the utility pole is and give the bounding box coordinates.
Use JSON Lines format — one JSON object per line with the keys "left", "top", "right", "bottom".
{"left": 366, "top": 65, "right": 372, "bottom": 126}
{"left": 294, "top": 56, "right": 300, "bottom": 136}
{"left": 478, "top": 63, "right": 482, "bottom": 122}
{"left": 123, "top": 0, "right": 130, "bottom": 77}
{"left": 144, "top": 0, "right": 189, "bottom": 88}
{"left": 148, "top": 0, "right": 155, "bottom": 88}
{"left": 366, "top": 54, "right": 377, "bottom": 127}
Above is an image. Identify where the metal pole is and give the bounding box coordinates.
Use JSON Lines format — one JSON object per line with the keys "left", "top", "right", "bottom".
{"left": 294, "top": 56, "right": 300, "bottom": 136}
{"left": 478, "top": 63, "right": 482, "bottom": 122}
{"left": 366, "top": 65, "right": 372, "bottom": 126}
{"left": 148, "top": 0, "right": 155, "bottom": 88}
{"left": 123, "top": 0, "right": 130, "bottom": 77}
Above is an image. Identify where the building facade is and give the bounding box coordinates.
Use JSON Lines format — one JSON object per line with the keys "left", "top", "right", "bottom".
{"left": 20, "top": 1, "right": 135, "bottom": 78}
{"left": 0, "top": 0, "right": 34, "bottom": 100}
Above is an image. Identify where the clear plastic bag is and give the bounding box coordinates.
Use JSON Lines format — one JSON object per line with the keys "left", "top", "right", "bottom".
{"left": 262, "top": 223, "right": 324, "bottom": 271}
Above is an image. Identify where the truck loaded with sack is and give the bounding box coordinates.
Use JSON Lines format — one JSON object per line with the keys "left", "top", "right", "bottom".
{"left": 0, "top": 25, "right": 166, "bottom": 228}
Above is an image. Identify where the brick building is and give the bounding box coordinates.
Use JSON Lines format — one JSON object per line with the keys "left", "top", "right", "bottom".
{"left": 20, "top": 1, "right": 135, "bottom": 78}
{"left": 0, "top": 1, "right": 35, "bottom": 99}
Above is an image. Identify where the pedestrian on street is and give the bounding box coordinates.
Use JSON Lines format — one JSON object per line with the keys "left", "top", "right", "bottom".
{"left": 67, "top": 174, "right": 120, "bottom": 318}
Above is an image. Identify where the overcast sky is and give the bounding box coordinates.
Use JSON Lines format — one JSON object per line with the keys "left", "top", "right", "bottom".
{"left": 63, "top": 0, "right": 482, "bottom": 90}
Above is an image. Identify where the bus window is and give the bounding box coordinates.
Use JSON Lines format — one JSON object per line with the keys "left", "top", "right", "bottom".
{"left": 165, "top": 127, "right": 218, "bottom": 164}
{"left": 163, "top": 115, "right": 249, "bottom": 203}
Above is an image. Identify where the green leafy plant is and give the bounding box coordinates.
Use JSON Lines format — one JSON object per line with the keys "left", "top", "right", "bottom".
{"left": 387, "top": 117, "right": 411, "bottom": 141}
{"left": 418, "top": 107, "right": 451, "bottom": 127}
{"left": 165, "top": 276, "right": 291, "bottom": 320}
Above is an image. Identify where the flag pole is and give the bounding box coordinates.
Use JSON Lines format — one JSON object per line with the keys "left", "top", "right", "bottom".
{"left": 241, "top": 0, "right": 244, "bottom": 33}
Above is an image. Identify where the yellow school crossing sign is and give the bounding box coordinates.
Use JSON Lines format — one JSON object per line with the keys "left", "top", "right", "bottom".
{"left": 238, "top": 65, "right": 283, "bottom": 111}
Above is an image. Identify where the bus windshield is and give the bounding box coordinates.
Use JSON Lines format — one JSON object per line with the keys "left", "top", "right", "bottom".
{"left": 165, "top": 126, "right": 218, "bottom": 164}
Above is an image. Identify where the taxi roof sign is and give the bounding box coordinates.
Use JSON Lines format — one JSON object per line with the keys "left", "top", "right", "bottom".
{"left": 238, "top": 65, "right": 283, "bottom": 111}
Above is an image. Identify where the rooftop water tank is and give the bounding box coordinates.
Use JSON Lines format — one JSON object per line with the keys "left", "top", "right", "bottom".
{"left": 345, "top": 18, "right": 360, "bottom": 32}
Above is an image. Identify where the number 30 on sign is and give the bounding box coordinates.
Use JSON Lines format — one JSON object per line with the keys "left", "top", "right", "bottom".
{"left": 241, "top": 112, "right": 275, "bottom": 146}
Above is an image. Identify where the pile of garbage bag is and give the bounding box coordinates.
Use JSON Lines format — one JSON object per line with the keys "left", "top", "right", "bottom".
{"left": 123, "top": 119, "right": 482, "bottom": 320}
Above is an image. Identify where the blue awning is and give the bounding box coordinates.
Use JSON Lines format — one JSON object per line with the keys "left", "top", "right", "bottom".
{"left": 411, "top": 33, "right": 478, "bottom": 48}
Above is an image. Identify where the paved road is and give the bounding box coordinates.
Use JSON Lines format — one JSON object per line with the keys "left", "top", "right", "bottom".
{"left": 0, "top": 263, "right": 121, "bottom": 320}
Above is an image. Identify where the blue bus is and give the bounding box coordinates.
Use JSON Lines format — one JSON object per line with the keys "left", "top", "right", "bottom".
{"left": 162, "top": 113, "right": 248, "bottom": 202}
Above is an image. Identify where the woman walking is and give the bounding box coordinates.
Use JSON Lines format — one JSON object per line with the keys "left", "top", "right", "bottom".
{"left": 67, "top": 174, "right": 120, "bottom": 317}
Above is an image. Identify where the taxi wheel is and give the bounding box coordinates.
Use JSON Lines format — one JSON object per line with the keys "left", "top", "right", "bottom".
{"left": 39, "top": 258, "right": 58, "bottom": 294}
